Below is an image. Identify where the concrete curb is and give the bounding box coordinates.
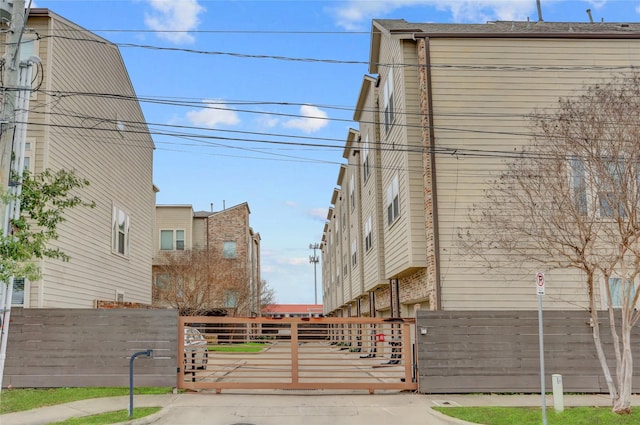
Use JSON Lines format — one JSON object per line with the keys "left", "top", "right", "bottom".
{"left": 114, "top": 407, "right": 168, "bottom": 425}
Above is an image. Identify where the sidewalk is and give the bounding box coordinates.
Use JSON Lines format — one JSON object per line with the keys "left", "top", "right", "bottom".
{"left": 1, "top": 391, "right": 639, "bottom": 425}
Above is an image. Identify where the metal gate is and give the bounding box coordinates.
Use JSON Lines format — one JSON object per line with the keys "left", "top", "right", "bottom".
{"left": 178, "top": 316, "right": 417, "bottom": 393}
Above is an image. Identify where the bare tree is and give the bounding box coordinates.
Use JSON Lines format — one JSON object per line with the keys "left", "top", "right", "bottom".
{"left": 154, "top": 248, "right": 254, "bottom": 316}
{"left": 458, "top": 73, "right": 640, "bottom": 414}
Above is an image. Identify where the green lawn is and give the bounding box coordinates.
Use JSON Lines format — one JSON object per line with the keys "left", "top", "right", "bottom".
{"left": 433, "top": 406, "right": 640, "bottom": 425}
{"left": 47, "top": 407, "right": 161, "bottom": 425}
{"left": 208, "top": 342, "right": 266, "bottom": 352}
{"left": 0, "top": 387, "right": 172, "bottom": 414}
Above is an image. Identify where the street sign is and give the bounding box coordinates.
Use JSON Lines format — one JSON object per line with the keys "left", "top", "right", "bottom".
{"left": 536, "top": 272, "right": 545, "bottom": 295}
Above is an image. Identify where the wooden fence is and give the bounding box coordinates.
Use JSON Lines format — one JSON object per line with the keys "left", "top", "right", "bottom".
{"left": 4, "top": 308, "right": 177, "bottom": 388}
{"left": 416, "top": 310, "right": 640, "bottom": 393}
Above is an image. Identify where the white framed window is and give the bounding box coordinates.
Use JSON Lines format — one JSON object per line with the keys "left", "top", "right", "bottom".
{"left": 223, "top": 241, "right": 237, "bottom": 258}
{"left": 386, "top": 175, "right": 400, "bottom": 225}
{"left": 364, "top": 216, "right": 372, "bottom": 252}
{"left": 12, "top": 277, "right": 25, "bottom": 306}
{"left": 342, "top": 210, "right": 346, "bottom": 231}
{"left": 112, "top": 204, "right": 130, "bottom": 256}
{"left": 23, "top": 138, "right": 35, "bottom": 172}
{"left": 570, "top": 156, "right": 632, "bottom": 219}
{"left": 363, "top": 134, "right": 370, "bottom": 181}
{"left": 349, "top": 174, "right": 356, "bottom": 211}
{"left": 606, "top": 277, "right": 637, "bottom": 309}
{"left": 351, "top": 239, "right": 357, "bottom": 267}
{"left": 383, "top": 66, "right": 395, "bottom": 133}
{"left": 160, "top": 229, "right": 185, "bottom": 251}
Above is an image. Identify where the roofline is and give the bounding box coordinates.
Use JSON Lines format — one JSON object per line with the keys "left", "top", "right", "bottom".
{"left": 336, "top": 164, "right": 347, "bottom": 186}
{"left": 370, "top": 18, "right": 640, "bottom": 73}
{"left": 343, "top": 128, "right": 360, "bottom": 159}
{"left": 354, "top": 75, "right": 377, "bottom": 121}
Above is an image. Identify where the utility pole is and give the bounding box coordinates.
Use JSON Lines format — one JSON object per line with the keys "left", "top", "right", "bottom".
{"left": 308, "top": 243, "right": 320, "bottom": 305}
{"left": 1, "top": 0, "right": 26, "bottom": 222}
{"left": 0, "top": 0, "right": 29, "bottom": 394}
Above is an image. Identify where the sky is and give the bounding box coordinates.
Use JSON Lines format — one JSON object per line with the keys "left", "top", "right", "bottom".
{"left": 29, "top": 0, "right": 640, "bottom": 304}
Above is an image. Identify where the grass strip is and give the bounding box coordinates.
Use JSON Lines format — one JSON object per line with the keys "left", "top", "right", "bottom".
{"left": 0, "top": 387, "right": 172, "bottom": 414}
{"left": 47, "top": 407, "right": 161, "bottom": 425}
{"left": 433, "top": 406, "right": 640, "bottom": 425}
{"left": 208, "top": 342, "right": 266, "bottom": 352}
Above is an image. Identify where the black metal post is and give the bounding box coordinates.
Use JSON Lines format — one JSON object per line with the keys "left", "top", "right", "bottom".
{"left": 129, "top": 349, "right": 153, "bottom": 418}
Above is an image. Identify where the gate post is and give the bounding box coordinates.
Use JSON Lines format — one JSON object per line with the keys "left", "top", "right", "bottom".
{"left": 291, "top": 322, "right": 299, "bottom": 385}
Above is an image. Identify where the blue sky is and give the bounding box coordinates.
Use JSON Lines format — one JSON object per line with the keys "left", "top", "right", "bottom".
{"left": 31, "top": 0, "right": 640, "bottom": 304}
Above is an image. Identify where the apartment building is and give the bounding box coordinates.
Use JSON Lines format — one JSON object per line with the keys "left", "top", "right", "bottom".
{"left": 153, "top": 203, "right": 261, "bottom": 315}
{"left": 322, "top": 19, "right": 640, "bottom": 318}
{"left": 4, "top": 9, "right": 155, "bottom": 308}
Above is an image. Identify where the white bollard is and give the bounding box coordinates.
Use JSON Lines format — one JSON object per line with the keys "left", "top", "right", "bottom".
{"left": 552, "top": 374, "right": 564, "bottom": 413}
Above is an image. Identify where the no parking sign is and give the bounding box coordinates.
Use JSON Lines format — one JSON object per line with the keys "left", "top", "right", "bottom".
{"left": 536, "top": 272, "right": 545, "bottom": 295}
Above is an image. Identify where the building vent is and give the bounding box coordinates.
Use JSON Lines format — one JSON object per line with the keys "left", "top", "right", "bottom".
{"left": 115, "top": 290, "right": 125, "bottom": 303}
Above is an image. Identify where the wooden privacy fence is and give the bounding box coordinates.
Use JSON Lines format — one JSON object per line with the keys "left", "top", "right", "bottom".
{"left": 178, "top": 317, "right": 417, "bottom": 393}
{"left": 416, "top": 310, "right": 640, "bottom": 393}
{"left": 5, "top": 308, "right": 177, "bottom": 388}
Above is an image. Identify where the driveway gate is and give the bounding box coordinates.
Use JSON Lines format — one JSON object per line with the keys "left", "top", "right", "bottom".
{"left": 178, "top": 316, "right": 417, "bottom": 393}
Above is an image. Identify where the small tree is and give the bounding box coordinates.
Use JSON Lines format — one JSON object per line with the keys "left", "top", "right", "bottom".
{"left": 458, "top": 73, "right": 640, "bottom": 414}
{"left": 1, "top": 169, "right": 95, "bottom": 282}
{"left": 154, "top": 247, "right": 261, "bottom": 317}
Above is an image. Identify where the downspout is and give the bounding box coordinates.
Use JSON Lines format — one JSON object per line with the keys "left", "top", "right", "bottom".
{"left": 421, "top": 36, "right": 443, "bottom": 310}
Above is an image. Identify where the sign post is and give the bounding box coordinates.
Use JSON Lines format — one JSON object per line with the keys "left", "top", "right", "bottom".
{"left": 536, "top": 272, "right": 547, "bottom": 425}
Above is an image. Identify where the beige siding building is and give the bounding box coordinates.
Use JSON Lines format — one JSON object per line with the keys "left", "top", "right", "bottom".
{"left": 153, "top": 203, "right": 261, "bottom": 315}
{"left": 5, "top": 9, "right": 155, "bottom": 308}
{"left": 322, "top": 19, "right": 640, "bottom": 317}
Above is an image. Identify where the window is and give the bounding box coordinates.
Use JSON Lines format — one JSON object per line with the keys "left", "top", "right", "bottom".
{"left": 12, "top": 278, "right": 25, "bottom": 306}
{"left": 570, "top": 157, "right": 588, "bottom": 216}
{"left": 386, "top": 175, "right": 400, "bottom": 225}
{"left": 112, "top": 205, "right": 130, "bottom": 256}
{"left": 160, "top": 229, "right": 185, "bottom": 250}
{"left": 351, "top": 239, "right": 357, "bottom": 267}
{"left": 223, "top": 241, "right": 237, "bottom": 258}
{"left": 342, "top": 211, "right": 346, "bottom": 231}
{"left": 607, "top": 277, "right": 636, "bottom": 309}
{"left": 23, "top": 139, "right": 34, "bottom": 172}
{"left": 349, "top": 174, "right": 356, "bottom": 211}
{"left": 598, "top": 159, "right": 625, "bottom": 218}
{"left": 383, "top": 67, "right": 395, "bottom": 132}
{"left": 364, "top": 216, "right": 372, "bottom": 252}
{"left": 343, "top": 253, "right": 348, "bottom": 276}
{"left": 224, "top": 291, "right": 238, "bottom": 308}
{"left": 363, "top": 134, "right": 371, "bottom": 181}
{"left": 570, "top": 156, "right": 631, "bottom": 218}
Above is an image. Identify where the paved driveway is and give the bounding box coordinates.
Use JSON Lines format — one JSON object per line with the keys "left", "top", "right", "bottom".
{"left": 149, "top": 391, "right": 464, "bottom": 425}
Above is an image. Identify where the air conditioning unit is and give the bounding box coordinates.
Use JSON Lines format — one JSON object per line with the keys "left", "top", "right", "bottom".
{"left": 115, "top": 290, "right": 125, "bottom": 303}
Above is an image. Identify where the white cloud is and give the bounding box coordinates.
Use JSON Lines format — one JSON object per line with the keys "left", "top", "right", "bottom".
{"left": 308, "top": 207, "right": 328, "bottom": 221}
{"left": 256, "top": 115, "right": 280, "bottom": 129}
{"left": 330, "top": 0, "right": 536, "bottom": 29}
{"left": 284, "top": 201, "right": 298, "bottom": 208}
{"left": 186, "top": 100, "right": 240, "bottom": 127}
{"left": 144, "top": 0, "right": 205, "bottom": 44}
{"left": 283, "top": 105, "right": 329, "bottom": 134}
